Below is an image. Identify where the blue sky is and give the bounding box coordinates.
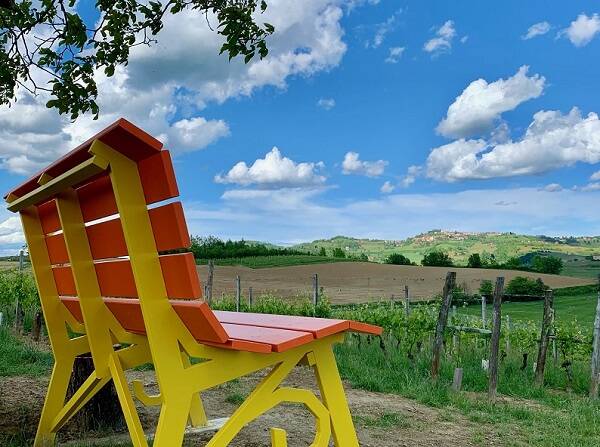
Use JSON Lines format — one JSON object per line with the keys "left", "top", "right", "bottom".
{"left": 2, "top": 0, "right": 600, "bottom": 253}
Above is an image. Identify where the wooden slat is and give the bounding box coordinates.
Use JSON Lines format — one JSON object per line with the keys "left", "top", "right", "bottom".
{"left": 46, "top": 232, "right": 69, "bottom": 265}
{"left": 222, "top": 324, "right": 314, "bottom": 353}
{"left": 45, "top": 202, "right": 190, "bottom": 264}
{"left": 348, "top": 321, "right": 383, "bottom": 336}
{"left": 53, "top": 253, "right": 200, "bottom": 299}
{"left": 38, "top": 200, "right": 61, "bottom": 234}
{"left": 36, "top": 151, "right": 180, "bottom": 235}
{"left": 60, "top": 296, "right": 231, "bottom": 346}
{"left": 213, "top": 311, "right": 350, "bottom": 339}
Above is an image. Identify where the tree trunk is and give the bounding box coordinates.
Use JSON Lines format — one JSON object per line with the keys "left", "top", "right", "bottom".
{"left": 67, "top": 355, "right": 126, "bottom": 432}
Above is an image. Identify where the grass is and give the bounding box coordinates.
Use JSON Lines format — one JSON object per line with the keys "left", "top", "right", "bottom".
{"left": 0, "top": 326, "right": 53, "bottom": 377}
{"left": 458, "top": 288, "right": 598, "bottom": 325}
{"left": 335, "top": 335, "right": 600, "bottom": 447}
{"left": 195, "top": 255, "right": 356, "bottom": 268}
{"left": 353, "top": 411, "right": 412, "bottom": 429}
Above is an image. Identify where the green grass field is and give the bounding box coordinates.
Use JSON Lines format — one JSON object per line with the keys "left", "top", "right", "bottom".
{"left": 458, "top": 288, "right": 599, "bottom": 325}
{"left": 195, "top": 255, "right": 356, "bottom": 268}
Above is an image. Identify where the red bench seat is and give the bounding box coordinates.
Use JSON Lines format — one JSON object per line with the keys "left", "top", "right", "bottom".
{"left": 60, "top": 297, "right": 382, "bottom": 354}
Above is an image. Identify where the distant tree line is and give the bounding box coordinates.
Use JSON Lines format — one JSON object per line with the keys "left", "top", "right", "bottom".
{"left": 381, "top": 249, "right": 564, "bottom": 274}
{"left": 190, "top": 236, "right": 307, "bottom": 259}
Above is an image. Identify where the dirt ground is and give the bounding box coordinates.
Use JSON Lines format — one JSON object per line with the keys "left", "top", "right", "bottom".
{"left": 197, "top": 262, "right": 592, "bottom": 304}
{"left": 0, "top": 367, "right": 502, "bottom": 447}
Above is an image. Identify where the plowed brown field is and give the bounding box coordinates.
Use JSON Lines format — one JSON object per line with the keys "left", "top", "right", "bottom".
{"left": 197, "top": 262, "right": 593, "bottom": 304}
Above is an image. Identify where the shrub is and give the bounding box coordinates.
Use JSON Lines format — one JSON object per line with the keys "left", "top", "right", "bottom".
{"left": 531, "top": 255, "right": 563, "bottom": 274}
{"left": 505, "top": 276, "right": 547, "bottom": 297}
{"left": 384, "top": 253, "right": 414, "bottom": 265}
{"left": 332, "top": 247, "right": 346, "bottom": 259}
{"left": 467, "top": 253, "right": 482, "bottom": 268}
{"left": 318, "top": 247, "right": 327, "bottom": 257}
{"left": 479, "top": 280, "right": 493, "bottom": 296}
{"left": 421, "top": 251, "right": 453, "bottom": 267}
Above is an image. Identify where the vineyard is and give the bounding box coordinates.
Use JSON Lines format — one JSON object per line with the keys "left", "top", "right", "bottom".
{"left": 2, "top": 268, "right": 600, "bottom": 445}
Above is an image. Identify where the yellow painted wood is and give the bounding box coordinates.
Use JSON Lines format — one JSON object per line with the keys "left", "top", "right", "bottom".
{"left": 20, "top": 206, "right": 92, "bottom": 447}
{"left": 132, "top": 381, "right": 162, "bottom": 407}
{"left": 313, "top": 343, "right": 360, "bottom": 447}
{"left": 271, "top": 428, "right": 288, "bottom": 447}
{"left": 8, "top": 154, "right": 108, "bottom": 212}
{"left": 56, "top": 189, "right": 116, "bottom": 377}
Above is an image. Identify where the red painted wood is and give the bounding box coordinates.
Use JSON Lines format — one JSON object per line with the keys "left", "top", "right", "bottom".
{"left": 222, "top": 324, "right": 314, "bottom": 353}
{"left": 214, "top": 311, "right": 350, "bottom": 339}
{"left": 53, "top": 253, "right": 200, "bottom": 299}
{"left": 45, "top": 202, "right": 191, "bottom": 264}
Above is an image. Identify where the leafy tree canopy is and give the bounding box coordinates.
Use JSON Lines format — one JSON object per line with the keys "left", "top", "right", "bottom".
{"left": 0, "top": 0, "right": 274, "bottom": 119}
{"left": 384, "top": 253, "right": 414, "bottom": 266}
{"left": 467, "top": 253, "right": 482, "bottom": 268}
{"left": 421, "top": 250, "right": 453, "bottom": 267}
{"left": 531, "top": 255, "right": 563, "bottom": 275}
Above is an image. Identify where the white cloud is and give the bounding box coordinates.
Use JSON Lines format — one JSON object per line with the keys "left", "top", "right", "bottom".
{"left": 367, "top": 11, "right": 401, "bottom": 48}
{"left": 385, "top": 46, "right": 405, "bottom": 63}
{"left": 380, "top": 181, "right": 395, "bottom": 194}
{"left": 0, "top": 217, "right": 24, "bottom": 245}
{"left": 423, "top": 20, "right": 456, "bottom": 55}
{"left": 581, "top": 182, "right": 600, "bottom": 192}
{"left": 559, "top": 13, "right": 600, "bottom": 47}
{"left": 522, "top": 21, "right": 551, "bottom": 40}
{"left": 591, "top": 170, "right": 600, "bottom": 181}
{"left": 317, "top": 98, "right": 336, "bottom": 110}
{"left": 182, "top": 187, "right": 600, "bottom": 244}
{"left": 215, "top": 147, "right": 326, "bottom": 189}
{"left": 543, "top": 183, "right": 563, "bottom": 192}
{"left": 400, "top": 165, "right": 422, "bottom": 187}
{"left": 342, "top": 152, "right": 388, "bottom": 177}
{"left": 0, "top": 0, "right": 349, "bottom": 175}
{"left": 436, "top": 66, "right": 545, "bottom": 139}
{"left": 427, "top": 108, "right": 600, "bottom": 182}
{"left": 460, "top": 35, "right": 469, "bottom": 44}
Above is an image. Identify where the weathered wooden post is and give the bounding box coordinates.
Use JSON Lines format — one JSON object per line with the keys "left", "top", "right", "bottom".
{"left": 31, "top": 311, "right": 44, "bottom": 341}
{"left": 404, "top": 285, "right": 410, "bottom": 316}
{"left": 235, "top": 275, "right": 241, "bottom": 312}
{"left": 590, "top": 274, "right": 600, "bottom": 399}
{"left": 534, "top": 289, "right": 554, "bottom": 386}
{"left": 505, "top": 315, "right": 511, "bottom": 354}
{"left": 14, "top": 249, "right": 25, "bottom": 334}
{"left": 207, "top": 260, "right": 214, "bottom": 304}
{"left": 313, "top": 273, "right": 319, "bottom": 314}
{"left": 452, "top": 367, "right": 463, "bottom": 392}
{"left": 431, "top": 271, "right": 456, "bottom": 380}
{"left": 481, "top": 294, "right": 487, "bottom": 327}
{"left": 488, "top": 277, "right": 504, "bottom": 401}
{"left": 249, "top": 286, "right": 254, "bottom": 308}
{"left": 551, "top": 308, "right": 558, "bottom": 366}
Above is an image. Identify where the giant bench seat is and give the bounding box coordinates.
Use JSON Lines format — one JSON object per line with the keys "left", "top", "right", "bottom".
{"left": 5, "top": 118, "right": 382, "bottom": 447}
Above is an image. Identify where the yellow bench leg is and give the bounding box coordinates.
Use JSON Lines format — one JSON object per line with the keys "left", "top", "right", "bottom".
{"left": 34, "top": 357, "right": 74, "bottom": 447}
{"left": 312, "top": 344, "right": 360, "bottom": 447}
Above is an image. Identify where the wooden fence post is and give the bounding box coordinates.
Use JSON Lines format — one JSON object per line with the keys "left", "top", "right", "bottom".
{"left": 505, "top": 315, "right": 511, "bottom": 354}
{"left": 431, "top": 271, "right": 456, "bottom": 380}
{"left": 488, "top": 277, "right": 504, "bottom": 401}
{"left": 313, "top": 273, "right": 319, "bottom": 313}
{"left": 14, "top": 249, "right": 25, "bottom": 334}
{"left": 590, "top": 274, "right": 600, "bottom": 399}
{"left": 452, "top": 367, "right": 463, "bottom": 392}
{"left": 249, "top": 286, "right": 253, "bottom": 308}
{"left": 235, "top": 275, "right": 241, "bottom": 312}
{"left": 534, "top": 289, "right": 554, "bottom": 386}
{"left": 31, "top": 311, "right": 44, "bottom": 341}
{"left": 404, "top": 285, "right": 410, "bottom": 316}
{"left": 207, "top": 260, "right": 214, "bottom": 304}
{"left": 481, "top": 295, "right": 487, "bottom": 328}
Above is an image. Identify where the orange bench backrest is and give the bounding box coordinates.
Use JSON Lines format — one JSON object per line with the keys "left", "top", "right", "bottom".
{"left": 8, "top": 120, "right": 225, "bottom": 343}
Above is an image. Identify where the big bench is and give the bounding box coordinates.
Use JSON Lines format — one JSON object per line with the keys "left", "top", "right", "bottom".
{"left": 5, "top": 119, "right": 381, "bottom": 447}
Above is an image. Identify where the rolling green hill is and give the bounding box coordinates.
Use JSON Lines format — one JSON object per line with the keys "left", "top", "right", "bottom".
{"left": 292, "top": 230, "right": 600, "bottom": 269}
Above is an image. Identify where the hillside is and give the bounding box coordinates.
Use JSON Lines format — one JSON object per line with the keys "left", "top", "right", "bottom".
{"left": 292, "top": 230, "right": 600, "bottom": 266}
